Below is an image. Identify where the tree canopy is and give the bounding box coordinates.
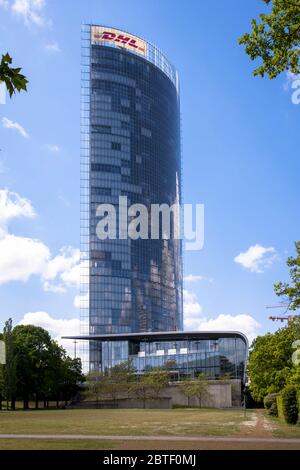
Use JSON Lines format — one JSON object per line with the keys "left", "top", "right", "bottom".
{"left": 274, "top": 241, "right": 300, "bottom": 310}
{"left": 248, "top": 317, "right": 300, "bottom": 401}
{"left": 239, "top": 0, "right": 300, "bottom": 79}
{"left": 0, "top": 320, "right": 84, "bottom": 410}
{"left": 248, "top": 244, "right": 300, "bottom": 402}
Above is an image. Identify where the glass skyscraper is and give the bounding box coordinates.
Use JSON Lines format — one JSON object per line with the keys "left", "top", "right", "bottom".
{"left": 80, "top": 25, "right": 183, "bottom": 370}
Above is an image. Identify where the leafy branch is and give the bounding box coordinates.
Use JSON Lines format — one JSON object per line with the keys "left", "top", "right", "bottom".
{"left": 0, "top": 53, "right": 28, "bottom": 98}
{"left": 239, "top": 0, "right": 300, "bottom": 79}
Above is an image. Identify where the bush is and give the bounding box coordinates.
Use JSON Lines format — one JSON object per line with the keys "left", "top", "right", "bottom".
{"left": 269, "top": 402, "right": 278, "bottom": 417}
{"left": 276, "top": 395, "right": 284, "bottom": 419}
{"left": 264, "top": 393, "right": 279, "bottom": 413}
{"left": 281, "top": 385, "right": 299, "bottom": 425}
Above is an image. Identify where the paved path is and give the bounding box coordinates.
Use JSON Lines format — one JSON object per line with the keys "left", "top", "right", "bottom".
{"left": 0, "top": 434, "right": 300, "bottom": 444}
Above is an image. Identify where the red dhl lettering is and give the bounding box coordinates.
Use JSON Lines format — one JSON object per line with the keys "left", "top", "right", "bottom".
{"left": 102, "top": 31, "right": 116, "bottom": 41}
{"left": 95, "top": 31, "right": 142, "bottom": 51}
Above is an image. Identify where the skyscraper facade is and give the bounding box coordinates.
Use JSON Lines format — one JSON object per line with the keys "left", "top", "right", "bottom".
{"left": 80, "top": 25, "right": 183, "bottom": 370}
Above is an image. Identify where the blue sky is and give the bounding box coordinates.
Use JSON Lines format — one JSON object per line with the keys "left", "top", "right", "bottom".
{"left": 0, "top": 0, "right": 299, "bottom": 352}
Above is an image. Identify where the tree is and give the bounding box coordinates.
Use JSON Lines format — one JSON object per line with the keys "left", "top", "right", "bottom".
{"left": 11, "top": 324, "right": 84, "bottom": 409}
{"left": 41, "top": 344, "right": 84, "bottom": 408}
{"left": 239, "top": 0, "right": 300, "bottom": 79}
{"left": 3, "top": 319, "right": 17, "bottom": 410}
{"left": 248, "top": 318, "right": 300, "bottom": 401}
{"left": 0, "top": 355, "right": 4, "bottom": 410}
{"left": 12, "top": 325, "right": 54, "bottom": 409}
{"left": 105, "top": 361, "right": 135, "bottom": 404}
{"left": 179, "top": 373, "right": 211, "bottom": 408}
{"left": 0, "top": 333, "right": 5, "bottom": 411}
{"left": 131, "top": 369, "right": 169, "bottom": 408}
{"left": 179, "top": 379, "right": 197, "bottom": 407}
{"left": 85, "top": 370, "right": 108, "bottom": 405}
{"left": 274, "top": 241, "right": 300, "bottom": 311}
{"left": 0, "top": 53, "right": 28, "bottom": 97}
{"left": 58, "top": 356, "right": 84, "bottom": 406}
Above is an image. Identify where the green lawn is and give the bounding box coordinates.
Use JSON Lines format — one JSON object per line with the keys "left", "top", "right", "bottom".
{"left": 0, "top": 408, "right": 249, "bottom": 437}
{"left": 268, "top": 415, "right": 300, "bottom": 439}
{"left": 0, "top": 439, "right": 116, "bottom": 450}
{"left": 1, "top": 409, "right": 300, "bottom": 450}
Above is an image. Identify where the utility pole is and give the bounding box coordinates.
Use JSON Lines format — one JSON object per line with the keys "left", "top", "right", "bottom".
{"left": 267, "top": 305, "right": 295, "bottom": 326}
{"left": 74, "top": 340, "right": 78, "bottom": 359}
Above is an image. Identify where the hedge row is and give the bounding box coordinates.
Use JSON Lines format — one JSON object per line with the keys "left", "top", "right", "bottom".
{"left": 282, "top": 385, "right": 299, "bottom": 424}
{"left": 264, "top": 385, "right": 300, "bottom": 424}
{"left": 272, "top": 386, "right": 299, "bottom": 425}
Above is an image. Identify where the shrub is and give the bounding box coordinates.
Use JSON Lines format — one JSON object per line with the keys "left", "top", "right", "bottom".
{"left": 281, "top": 385, "right": 299, "bottom": 425}
{"left": 264, "top": 393, "right": 279, "bottom": 412}
{"left": 276, "top": 395, "right": 284, "bottom": 419}
{"left": 269, "top": 402, "right": 278, "bottom": 417}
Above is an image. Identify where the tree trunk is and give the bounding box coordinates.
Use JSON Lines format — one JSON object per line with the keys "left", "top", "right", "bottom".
{"left": 43, "top": 399, "right": 47, "bottom": 409}
{"left": 35, "top": 395, "right": 39, "bottom": 409}
{"left": 11, "top": 396, "right": 16, "bottom": 411}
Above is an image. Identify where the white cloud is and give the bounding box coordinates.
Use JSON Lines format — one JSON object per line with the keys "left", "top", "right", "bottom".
{"left": 234, "top": 244, "right": 277, "bottom": 273}
{"left": 0, "top": 189, "right": 36, "bottom": 235}
{"left": 11, "top": 0, "right": 47, "bottom": 27}
{"left": 44, "top": 144, "right": 61, "bottom": 153}
{"left": 0, "top": 235, "right": 81, "bottom": 290}
{"left": 0, "top": 188, "right": 80, "bottom": 291}
{"left": 74, "top": 291, "right": 89, "bottom": 309}
{"left": 0, "top": 0, "right": 9, "bottom": 9}
{"left": 184, "top": 274, "right": 205, "bottom": 283}
{"left": 42, "top": 247, "right": 81, "bottom": 293}
{"left": 183, "top": 289, "right": 202, "bottom": 316}
{"left": 0, "top": 233, "right": 50, "bottom": 283}
{"left": 0, "top": 0, "right": 49, "bottom": 27}
{"left": 183, "top": 289, "right": 261, "bottom": 344}
{"left": 73, "top": 295, "right": 81, "bottom": 309}
{"left": 44, "top": 41, "right": 61, "bottom": 53}
{"left": 2, "top": 117, "right": 29, "bottom": 138}
{"left": 19, "top": 312, "right": 80, "bottom": 357}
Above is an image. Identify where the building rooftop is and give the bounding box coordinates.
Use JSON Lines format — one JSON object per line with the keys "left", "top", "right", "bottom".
{"left": 63, "top": 330, "right": 248, "bottom": 346}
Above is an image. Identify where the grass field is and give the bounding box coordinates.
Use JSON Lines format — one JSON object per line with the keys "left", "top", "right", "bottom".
{"left": 0, "top": 408, "right": 300, "bottom": 450}
{"left": 0, "top": 408, "right": 248, "bottom": 437}
{"left": 0, "top": 439, "right": 116, "bottom": 450}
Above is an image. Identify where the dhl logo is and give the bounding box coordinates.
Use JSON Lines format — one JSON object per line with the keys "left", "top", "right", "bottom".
{"left": 93, "top": 31, "right": 145, "bottom": 54}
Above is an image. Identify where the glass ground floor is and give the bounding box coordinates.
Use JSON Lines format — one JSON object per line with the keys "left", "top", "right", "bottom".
{"left": 65, "top": 331, "right": 248, "bottom": 383}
